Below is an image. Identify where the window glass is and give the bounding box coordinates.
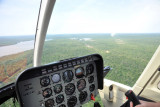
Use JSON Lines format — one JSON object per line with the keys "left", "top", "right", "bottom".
{"left": 44, "top": 0, "right": 160, "bottom": 86}
{"left": 43, "top": 0, "right": 160, "bottom": 106}
{"left": 0, "top": 0, "right": 40, "bottom": 106}
{"left": 0, "top": 0, "right": 40, "bottom": 93}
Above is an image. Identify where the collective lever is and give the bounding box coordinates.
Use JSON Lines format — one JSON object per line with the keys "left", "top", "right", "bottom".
{"left": 125, "top": 90, "right": 140, "bottom": 106}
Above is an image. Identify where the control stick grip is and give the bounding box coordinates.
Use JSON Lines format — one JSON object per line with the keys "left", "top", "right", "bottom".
{"left": 125, "top": 90, "right": 140, "bottom": 106}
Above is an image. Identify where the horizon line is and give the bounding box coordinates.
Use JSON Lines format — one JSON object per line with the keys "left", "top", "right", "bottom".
{"left": 0, "top": 32, "right": 160, "bottom": 36}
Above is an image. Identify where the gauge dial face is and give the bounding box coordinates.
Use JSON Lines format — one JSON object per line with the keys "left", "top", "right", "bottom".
{"left": 52, "top": 74, "right": 61, "bottom": 83}
{"left": 77, "top": 79, "right": 86, "bottom": 91}
{"left": 67, "top": 96, "right": 77, "bottom": 107}
{"left": 54, "top": 84, "right": 62, "bottom": 94}
{"left": 75, "top": 67, "right": 84, "bottom": 78}
{"left": 86, "top": 64, "right": 94, "bottom": 75}
{"left": 45, "top": 99, "right": 54, "bottom": 107}
{"left": 79, "top": 91, "right": 87, "bottom": 103}
{"left": 65, "top": 83, "right": 75, "bottom": 95}
{"left": 88, "top": 76, "right": 94, "bottom": 83}
{"left": 42, "top": 88, "right": 52, "bottom": 98}
{"left": 40, "top": 76, "right": 50, "bottom": 87}
{"left": 89, "top": 84, "right": 95, "bottom": 92}
{"left": 56, "top": 94, "right": 64, "bottom": 104}
{"left": 63, "top": 70, "right": 73, "bottom": 83}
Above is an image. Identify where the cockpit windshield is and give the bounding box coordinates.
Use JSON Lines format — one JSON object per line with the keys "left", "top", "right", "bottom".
{"left": 44, "top": 0, "right": 160, "bottom": 86}
{"left": 0, "top": 0, "right": 160, "bottom": 107}
{"left": 42, "top": 0, "right": 160, "bottom": 106}
{"left": 0, "top": 0, "right": 40, "bottom": 88}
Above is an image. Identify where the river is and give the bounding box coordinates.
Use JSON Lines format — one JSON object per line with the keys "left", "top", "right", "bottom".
{"left": 0, "top": 39, "right": 52, "bottom": 58}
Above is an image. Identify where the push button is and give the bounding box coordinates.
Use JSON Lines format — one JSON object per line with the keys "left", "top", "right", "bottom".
{"left": 68, "top": 62, "right": 72, "bottom": 67}
{"left": 72, "top": 61, "right": 76, "bottom": 66}
{"left": 81, "top": 59, "right": 85, "bottom": 63}
{"left": 77, "top": 60, "right": 80, "bottom": 64}
{"left": 58, "top": 64, "right": 63, "bottom": 70}
{"left": 53, "top": 66, "right": 58, "bottom": 71}
{"left": 63, "top": 63, "right": 67, "bottom": 68}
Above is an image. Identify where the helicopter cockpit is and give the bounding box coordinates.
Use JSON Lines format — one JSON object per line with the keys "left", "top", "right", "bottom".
{"left": 0, "top": 0, "right": 160, "bottom": 107}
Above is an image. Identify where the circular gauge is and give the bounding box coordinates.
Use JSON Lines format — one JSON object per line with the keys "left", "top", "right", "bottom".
{"left": 63, "top": 70, "right": 73, "bottom": 83}
{"left": 65, "top": 83, "right": 75, "bottom": 95}
{"left": 52, "top": 73, "right": 61, "bottom": 83}
{"left": 86, "top": 64, "right": 94, "bottom": 75}
{"left": 59, "top": 104, "right": 66, "bottom": 107}
{"left": 67, "top": 96, "right": 77, "bottom": 107}
{"left": 56, "top": 94, "right": 64, "bottom": 104}
{"left": 40, "top": 76, "right": 50, "bottom": 87}
{"left": 77, "top": 79, "right": 86, "bottom": 91}
{"left": 79, "top": 91, "right": 87, "bottom": 103}
{"left": 88, "top": 76, "right": 94, "bottom": 83}
{"left": 42, "top": 88, "right": 52, "bottom": 98}
{"left": 75, "top": 67, "right": 84, "bottom": 78}
{"left": 54, "top": 84, "right": 62, "bottom": 94}
{"left": 45, "top": 99, "right": 54, "bottom": 107}
{"left": 89, "top": 84, "right": 95, "bottom": 92}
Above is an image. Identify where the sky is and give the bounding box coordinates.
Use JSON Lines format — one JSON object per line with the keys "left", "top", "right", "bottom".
{"left": 0, "top": 0, "right": 160, "bottom": 36}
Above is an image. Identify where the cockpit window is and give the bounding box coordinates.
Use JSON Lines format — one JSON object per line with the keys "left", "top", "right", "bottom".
{"left": 0, "top": 0, "right": 160, "bottom": 107}
{"left": 43, "top": 0, "right": 160, "bottom": 106}
{"left": 0, "top": 0, "right": 40, "bottom": 89}
{"left": 44, "top": 0, "right": 160, "bottom": 86}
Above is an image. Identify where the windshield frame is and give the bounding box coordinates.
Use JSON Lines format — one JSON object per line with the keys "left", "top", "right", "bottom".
{"left": 33, "top": 0, "right": 56, "bottom": 67}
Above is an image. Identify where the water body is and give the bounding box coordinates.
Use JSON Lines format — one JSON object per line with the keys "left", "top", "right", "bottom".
{"left": 0, "top": 39, "right": 52, "bottom": 57}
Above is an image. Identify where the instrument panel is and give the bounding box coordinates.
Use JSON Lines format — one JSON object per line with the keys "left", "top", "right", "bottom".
{"left": 15, "top": 54, "right": 103, "bottom": 107}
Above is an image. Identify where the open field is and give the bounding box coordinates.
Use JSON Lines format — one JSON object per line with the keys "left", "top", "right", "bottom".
{"left": 0, "top": 33, "right": 160, "bottom": 107}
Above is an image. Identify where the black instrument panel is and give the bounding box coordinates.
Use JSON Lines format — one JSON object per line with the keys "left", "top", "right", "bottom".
{"left": 15, "top": 54, "right": 103, "bottom": 107}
